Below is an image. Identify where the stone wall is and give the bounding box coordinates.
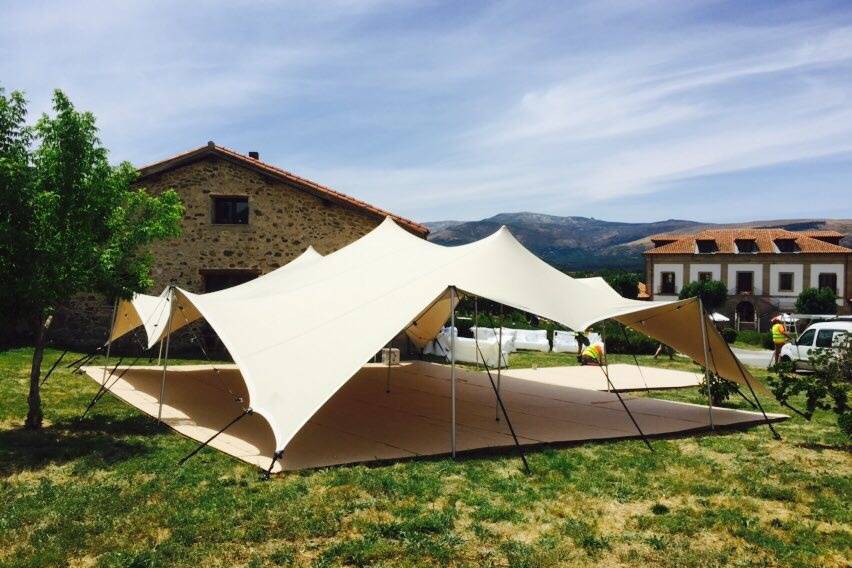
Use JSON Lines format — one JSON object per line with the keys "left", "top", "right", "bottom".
{"left": 52, "top": 155, "right": 388, "bottom": 351}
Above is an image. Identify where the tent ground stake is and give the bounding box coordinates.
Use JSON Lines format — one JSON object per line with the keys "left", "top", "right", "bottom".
{"left": 40, "top": 349, "right": 68, "bottom": 387}
{"left": 263, "top": 449, "right": 284, "bottom": 480}
{"left": 179, "top": 409, "right": 253, "bottom": 466}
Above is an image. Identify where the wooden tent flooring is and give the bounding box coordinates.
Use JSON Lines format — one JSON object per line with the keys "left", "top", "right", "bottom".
{"left": 83, "top": 361, "right": 786, "bottom": 472}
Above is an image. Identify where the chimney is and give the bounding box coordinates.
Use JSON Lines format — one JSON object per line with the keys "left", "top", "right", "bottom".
{"left": 248, "top": 151, "right": 259, "bottom": 160}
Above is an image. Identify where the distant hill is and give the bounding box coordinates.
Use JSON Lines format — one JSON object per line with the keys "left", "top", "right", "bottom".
{"left": 425, "top": 213, "right": 852, "bottom": 271}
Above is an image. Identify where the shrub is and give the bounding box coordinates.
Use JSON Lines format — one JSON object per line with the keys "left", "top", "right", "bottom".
{"left": 698, "top": 374, "right": 739, "bottom": 405}
{"left": 721, "top": 327, "right": 737, "bottom": 343}
{"left": 678, "top": 279, "right": 728, "bottom": 313}
{"left": 604, "top": 271, "right": 641, "bottom": 300}
{"left": 795, "top": 287, "right": 838, "bottom": 315}
{"left": 769, "top": 333, "right": 851, "bottom": 436}
{"left": 600, "top": 321, "right": 658, "bottom": 355}
{"left": 737, "top": 330, "right": 774, "bottom": 350}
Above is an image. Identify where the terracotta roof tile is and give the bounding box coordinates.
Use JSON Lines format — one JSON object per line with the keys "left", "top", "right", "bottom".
{"left": 137, "top": 142, "right": 429, "bottom": 237}
{"left": 646, "top": 228, "right": 851, "bottom": 255}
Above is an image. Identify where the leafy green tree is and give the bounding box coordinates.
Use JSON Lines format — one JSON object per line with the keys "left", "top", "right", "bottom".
{"left": 678, "top": 279, "right": 728, "bottom": 313}
{"left": 0, "top": 88, "right": 183, "bottom": 429}
{"left": 604, "top": 271, "right": 641, "bottom": 300}
{"left": 795, "top": 287, "right": 838, "bottom": 315}
{"left": 769, "top": 333, "right": 851, "bottom": 436}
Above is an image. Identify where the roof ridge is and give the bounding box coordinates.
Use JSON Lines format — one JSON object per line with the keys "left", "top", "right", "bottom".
{"left": 645, "top": 227, "right": 850, "bottom": 254}
{"left": 136, "top": 142, "right": 429, "bottom": 236}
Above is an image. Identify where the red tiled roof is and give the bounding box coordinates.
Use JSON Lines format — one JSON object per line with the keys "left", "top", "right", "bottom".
{"left": 136, "top": 142, "right": 429, "bottom": 237}
{"left": 646, "top": 228, "right": 851, "bottom": 255}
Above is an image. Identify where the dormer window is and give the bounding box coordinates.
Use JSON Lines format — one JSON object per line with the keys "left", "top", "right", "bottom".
{"left": 774, "top": 238, "right": 800, "bottom": 253}
{"left": 735, "top": 239, "right": 757, "bottom": 254}
{"left": 696, "top": 239, "right": 718, "bottom": 254}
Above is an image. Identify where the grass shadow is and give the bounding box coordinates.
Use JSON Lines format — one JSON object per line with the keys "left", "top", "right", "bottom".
{"left": 0, "top": 416, "right": 156, "bottom": 475}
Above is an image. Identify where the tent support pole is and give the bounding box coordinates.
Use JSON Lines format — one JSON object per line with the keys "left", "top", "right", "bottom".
{"left": 157, "top": 337, "right": 164, "bottom": 366}
{"left": 473, "top": 329, "right": 530, "bottom": 474}
{"left": 496, "top": 303, "right": 503, "bottom": 421}
{"left": 385, "top": 344, "right": 392, "bottom": 394}
{"left": 158, "top": 287, "right": 174, "bottom": 424}
{"left": 101, "top": 297, "right": 119, "bottom": 386}
{"left": 40, "top": 349, "right": 68, "bottom": 387}
{"left": 699, "top": 299, "right": 715, "bottom": 430}
{"left": 450, "top": 286, "right": 457, "bottom": 459}
{"left": 474, "top": 297, "right": 479, "bottom": 370}
{"left": 179, "top": 408, "right": 253, "bottom": 466}
{"left": 618, "top": 324, "right": 651, "bottom": 395}
{"left": 732, "top": 352, "right": 782, "bottom": 440}
{"left": 597, "top": 337, "right": 653, "bottom": 451}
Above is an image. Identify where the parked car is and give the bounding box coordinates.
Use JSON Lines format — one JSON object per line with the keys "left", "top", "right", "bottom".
{"left": 780, "top": 321, "right": 852, "bottom": 371}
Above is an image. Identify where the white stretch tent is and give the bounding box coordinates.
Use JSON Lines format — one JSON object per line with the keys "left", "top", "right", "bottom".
{"left": 109, "top": 246, "right": 324, "bottom": 349}
{"left": 121, "top": 217, "right": 771, "bottom": 469}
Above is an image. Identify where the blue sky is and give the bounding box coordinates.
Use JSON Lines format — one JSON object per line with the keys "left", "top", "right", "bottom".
{"left": 3, "top": 0, "right": 852, "bottom": 223}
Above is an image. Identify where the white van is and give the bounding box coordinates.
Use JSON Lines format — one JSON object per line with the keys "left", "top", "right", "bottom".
{"left": 780, "top": 321, "right": 852, "bottom": 370}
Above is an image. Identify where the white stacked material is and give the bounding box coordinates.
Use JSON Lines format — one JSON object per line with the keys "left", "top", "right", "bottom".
{"left": 448, "top": 336, "right": 505, "bottom": 368}
{"left": 513, "top": 329, "right": 550, "bottom": 352}
{"left": 553, "top": 330, "right": 580, "bottom": 353}
{"left": 472, "top": 326, "right": 515, "bottom": 355}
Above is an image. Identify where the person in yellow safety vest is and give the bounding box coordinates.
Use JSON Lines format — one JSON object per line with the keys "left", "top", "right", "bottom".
{"left": 580, "top": 342, "right": 606, "bottom": 366}
{"left": 768, "top": 315, "right": 793, "bottom": 369}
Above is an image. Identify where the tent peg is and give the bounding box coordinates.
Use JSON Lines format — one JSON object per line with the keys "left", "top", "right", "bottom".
{"left": 263, "top": 449, "right": 285, "bottom": 480}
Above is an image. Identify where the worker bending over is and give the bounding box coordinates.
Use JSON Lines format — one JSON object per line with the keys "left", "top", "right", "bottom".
{"left": 768, "top": 315, "right": 793, "bottom": 369}
{"left": 580, "top": 342, "right": 606, "bottom": 366}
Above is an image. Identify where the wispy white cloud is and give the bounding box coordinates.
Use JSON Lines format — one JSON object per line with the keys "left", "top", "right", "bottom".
{"left": 3, "top": 0, "right": 852, "bottom": 221}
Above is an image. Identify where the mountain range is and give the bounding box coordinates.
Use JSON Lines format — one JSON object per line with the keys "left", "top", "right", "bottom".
{"left": 425, "top": 213, "right": 852, "bottom": 271}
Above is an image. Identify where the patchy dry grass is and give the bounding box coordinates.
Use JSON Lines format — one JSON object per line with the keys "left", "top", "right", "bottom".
{"left": 1, "top": 347, "right": 850, "bottom": 567}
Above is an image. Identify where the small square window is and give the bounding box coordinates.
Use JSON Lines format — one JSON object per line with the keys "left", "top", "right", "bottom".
{"left": 778, "top": 272, "right": 794, "bottom": 292}
{"left": 697, "top": 271, "right": 713, "bottom": 282}
{"left": 212, "top": 196, "right": 249, "bottom": 224}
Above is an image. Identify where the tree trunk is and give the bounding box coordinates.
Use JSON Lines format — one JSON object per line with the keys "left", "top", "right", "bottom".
{"left": 25, "top": 313, "right": 53, "bottom": 429}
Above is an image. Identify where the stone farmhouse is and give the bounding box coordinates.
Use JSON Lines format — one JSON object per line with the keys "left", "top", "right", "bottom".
{"left": 53, "top": 142, "right": 428, "bottom": 347}
{"left": 644, "top": 228, "right": 852, "bottom": 330}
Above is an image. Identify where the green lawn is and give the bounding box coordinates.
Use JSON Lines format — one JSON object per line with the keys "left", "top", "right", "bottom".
{"left": 1, "top": 347, "right": 850, "bottom": 567}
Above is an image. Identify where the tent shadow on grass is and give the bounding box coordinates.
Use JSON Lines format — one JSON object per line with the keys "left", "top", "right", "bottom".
{"left": 0, "top": 417, "right": 154, "bottom": 475}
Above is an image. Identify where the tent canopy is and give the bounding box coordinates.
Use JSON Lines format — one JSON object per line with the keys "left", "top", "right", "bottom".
{"left": 110, "top": 246, "right": 324, "bottom": 349}
{"left": 124, "top": 217, "right": 765, "bottom": 455}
